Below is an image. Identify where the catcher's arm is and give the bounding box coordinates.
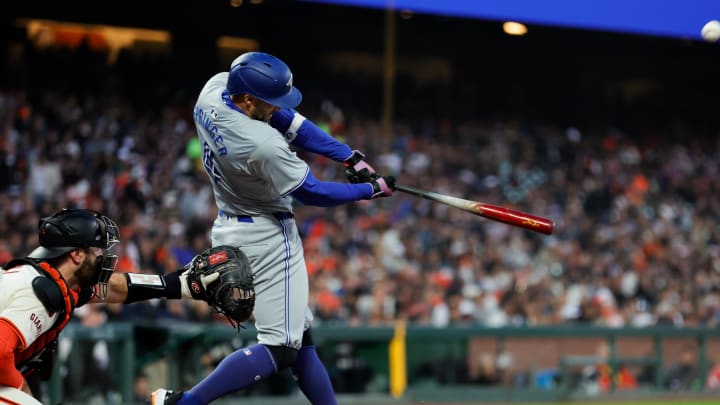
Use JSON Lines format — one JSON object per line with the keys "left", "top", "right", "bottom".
{"left": 87, "top": 271, "right": 173, "bottom": 304}
{"left": 113, "top": 259, "right": 222, "bottom": 304}
{"left": 108, "top": 246, "right": 254, "bottom": 328}
{"left": 94, "top": 272, "right": 130, "bottom": 303}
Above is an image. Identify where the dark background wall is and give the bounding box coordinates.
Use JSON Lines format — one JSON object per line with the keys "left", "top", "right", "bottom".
{"left": 4, "top": 0, "right": 719, "bottom": 132}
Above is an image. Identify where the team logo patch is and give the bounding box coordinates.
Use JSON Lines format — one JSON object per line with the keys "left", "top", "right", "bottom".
{"left": 191, "top": 281, "right": 202, "bottom": 294}
{"left": 244, "top": 348, "right": 253, "bottom": 356}
{"left": 30, "top": 313, "right": 43, "bottom": 335}
{"left": 208, "top": 251, "right": 228, "bottom": 266}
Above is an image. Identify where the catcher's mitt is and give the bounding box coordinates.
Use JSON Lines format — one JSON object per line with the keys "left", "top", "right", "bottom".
{"left": 184, "top": 245, "right": 255, "bottom": 327}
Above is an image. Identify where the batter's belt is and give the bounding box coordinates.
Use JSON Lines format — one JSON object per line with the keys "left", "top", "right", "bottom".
{"left": 218, "top": 210, "right": 294, "bottom": 223}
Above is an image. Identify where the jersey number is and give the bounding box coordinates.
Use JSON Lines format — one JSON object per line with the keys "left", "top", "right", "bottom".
{"left": 202, "top": 142, "right": 223, "bottom": 185}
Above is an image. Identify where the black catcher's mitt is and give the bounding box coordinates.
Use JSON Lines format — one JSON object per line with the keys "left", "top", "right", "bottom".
{"left": 185, "top": 245, "right": 255, "bottom": 327}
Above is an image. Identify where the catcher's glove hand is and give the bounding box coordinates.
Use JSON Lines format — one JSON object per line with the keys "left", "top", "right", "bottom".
{"left": 181, "top": 245, "right": 255, "bottom": 327}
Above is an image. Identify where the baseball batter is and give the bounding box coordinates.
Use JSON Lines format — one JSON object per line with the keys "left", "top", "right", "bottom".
{"left": 152, "top": 52, "right": 395, "bottom": 405}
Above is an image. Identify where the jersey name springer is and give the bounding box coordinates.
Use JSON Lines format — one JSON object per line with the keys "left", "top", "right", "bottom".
{"left": 194, "top": 106, "right": 227, "bottom": 156}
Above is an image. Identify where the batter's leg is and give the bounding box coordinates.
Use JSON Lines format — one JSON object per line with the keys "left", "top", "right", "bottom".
{"left": 181, "top": 343, "right": 277, "bottom": 404}
{"left": 212, "top": 214, "right": 309, "bottom": 348}
{"left": 291, "top": 329, "right": 338, "bottom": 405}
{"left": 251, "top": 216, "right": 309, "bottom": 349}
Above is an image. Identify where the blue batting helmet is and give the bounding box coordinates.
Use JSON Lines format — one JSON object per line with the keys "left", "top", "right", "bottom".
{"left": 226, "top": 52, "right": 302, "bottom": 109}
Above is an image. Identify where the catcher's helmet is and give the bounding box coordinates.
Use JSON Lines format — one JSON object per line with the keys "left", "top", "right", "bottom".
{"left": 28, "top": 209, "right": 120, "bottom": 294}
{"left": 29, "top": 209, "right": 120, "bottom": 260}
{"left": 226, "top": 52, "right": 302, "bottom": 109}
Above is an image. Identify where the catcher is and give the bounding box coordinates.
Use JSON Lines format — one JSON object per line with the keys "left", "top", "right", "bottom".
{"left": 0, "top": 208, "right": 254, "bottom": 404}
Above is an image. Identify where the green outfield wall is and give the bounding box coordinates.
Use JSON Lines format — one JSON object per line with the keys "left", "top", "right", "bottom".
{"left": 48, "top": 323, "right": 720, "bottom": 404}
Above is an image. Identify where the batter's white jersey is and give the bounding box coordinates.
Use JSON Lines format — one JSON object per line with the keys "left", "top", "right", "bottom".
{"left": 194, "top": 73, "right": 313, "bottom": 349}
{"left": 0, "top": 265, "right": 59, "bottom": 351}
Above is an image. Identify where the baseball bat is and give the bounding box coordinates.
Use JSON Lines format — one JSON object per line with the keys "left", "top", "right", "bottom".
{"left": 394, "top": 184, "right": 555, "bottom": 235}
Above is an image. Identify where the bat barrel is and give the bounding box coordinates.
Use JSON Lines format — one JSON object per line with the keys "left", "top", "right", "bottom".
{"left": 476, "top": 204, "right": 555, "bottom": 235}
{"left": 395, "top": 184, "right": 554, "bottom": 235}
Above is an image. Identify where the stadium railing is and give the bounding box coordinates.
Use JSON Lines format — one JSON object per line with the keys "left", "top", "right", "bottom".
{"left": 49, "top": 322, "right": 720, "bottom": 404}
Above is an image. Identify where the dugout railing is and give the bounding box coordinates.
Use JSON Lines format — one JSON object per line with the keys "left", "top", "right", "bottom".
{"left": 48, "top": 322, "right": 720, "bottom": 404}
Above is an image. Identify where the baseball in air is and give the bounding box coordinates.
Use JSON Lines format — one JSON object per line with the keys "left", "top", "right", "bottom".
{"left": 701, "top": 20, "right": 720, "bottom": 42}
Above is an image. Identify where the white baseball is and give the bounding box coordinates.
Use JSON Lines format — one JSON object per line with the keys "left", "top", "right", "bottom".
{"left": 701, "top": 20, "right": 720, "bottom": 42}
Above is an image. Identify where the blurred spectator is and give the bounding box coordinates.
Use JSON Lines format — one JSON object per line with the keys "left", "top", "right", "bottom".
{"left": 26, "top": 147, "right": 61, "bottom": 209}
{"left": 471, "top": 352, "right": 502, "bottom": 386}
{"left": 576, "top": 342, "right": 637, "bottom": 393}
{"left": 705, "top": 360, "right": 720, "bottom": 390}
{"left": 132, "top": 373, "right": 151, "bottom": 405}
{"left": 325, "top": 342, "right": 374, "bottom": 394}
{"left": 63, "top": 305, "right": 119, "bottom": 403}
{"left": 415, "top": 356, "right": 469, "bottom": 385}
{"left": 663, "top": 344, "right": 700, "bottom": 391}
{"left": 636, "top": 350, "right": 658, "bottom": 387}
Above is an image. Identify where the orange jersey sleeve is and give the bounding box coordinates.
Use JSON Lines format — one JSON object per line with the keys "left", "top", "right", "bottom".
{"left": 0, "top": 319, "right": 23, "bottom": 389}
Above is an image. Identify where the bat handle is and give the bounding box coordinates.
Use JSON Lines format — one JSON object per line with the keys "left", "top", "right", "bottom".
{"left": 394, "top": 184, "right": 422, "bottom": 196}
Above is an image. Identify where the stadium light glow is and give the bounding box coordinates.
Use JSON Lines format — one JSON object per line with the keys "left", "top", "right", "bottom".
{"left": 503, "top": 21, "right": 528, "bottom": 36}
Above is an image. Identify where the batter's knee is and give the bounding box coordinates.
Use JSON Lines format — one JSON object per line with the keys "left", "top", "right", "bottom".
{"left": 302, "top": 329, "right": 314, "bottom": 347}
{"left": 265, "top": 345, "right": 299, "bottom": 370}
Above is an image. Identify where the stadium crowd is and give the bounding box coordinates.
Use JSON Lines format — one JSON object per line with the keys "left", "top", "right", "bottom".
{"left": 1, "top": 85, "right": 719, "bottom": 332}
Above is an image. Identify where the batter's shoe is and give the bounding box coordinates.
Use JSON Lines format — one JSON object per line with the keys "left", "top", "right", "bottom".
{"left": 151, "top": 388, "right": 184, "bottom": 405}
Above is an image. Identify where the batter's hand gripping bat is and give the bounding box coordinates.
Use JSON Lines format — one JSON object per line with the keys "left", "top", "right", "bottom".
{"left": 394, "top": 185, "right": 555, "bottom": 235}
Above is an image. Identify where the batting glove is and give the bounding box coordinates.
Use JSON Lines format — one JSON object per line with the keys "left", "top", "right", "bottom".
{"left": 343, "top": 150, "right": 377, "bottom": 183}
{"left": 370, "top": 175, "right": 396, "bottom": 199}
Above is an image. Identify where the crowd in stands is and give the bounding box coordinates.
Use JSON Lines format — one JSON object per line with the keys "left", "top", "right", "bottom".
{"left": 1, "top": 84, "right": 719, "bottom": 332}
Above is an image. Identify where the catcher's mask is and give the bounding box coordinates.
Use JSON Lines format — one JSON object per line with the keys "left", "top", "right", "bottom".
{"left": 28, "top": 208, "right": 120, "bottom": 299}
{"left": 193, "top": 245, "right": 255, "bottom": 328}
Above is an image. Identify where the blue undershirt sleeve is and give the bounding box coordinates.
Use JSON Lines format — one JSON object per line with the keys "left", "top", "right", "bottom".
{"left": 270, "top": 109, "right": 353, "bottom": 162}
{"left": 291, "top": 171, "right": 373, "bottom": 207}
